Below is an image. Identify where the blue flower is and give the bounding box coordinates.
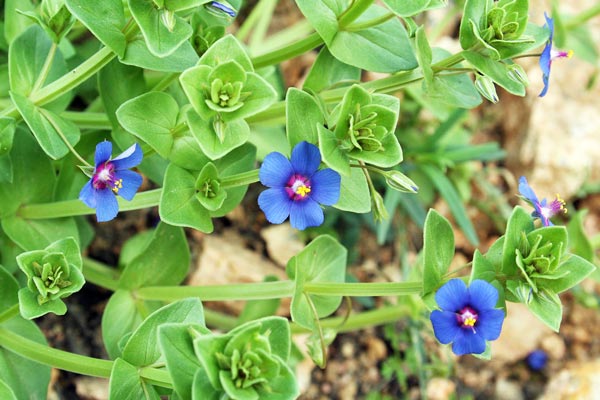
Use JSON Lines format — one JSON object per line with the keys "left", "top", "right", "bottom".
{"left": 430, "top": 279, "right": 505, "bottom": 355}
{"left": 258, "top": 142, "right": 341, "bottom": 230}
{"left": 206, "top": 1, "right": 237, "bottom": 18}
{"left": 526, "top": 349, "right": 548, "bottom": 371}
{"left": 518, "top": 176, "right": 566, "bottom": 227}
{"left": 79, "top": 141, "right": 143, "bottom": 222}
{"left": 539, "top": 13, "right": 573, "bottom": 97}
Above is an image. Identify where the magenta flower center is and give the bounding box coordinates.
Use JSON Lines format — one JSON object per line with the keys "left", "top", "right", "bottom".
{"left": 92, "top": 161, "right": 123, "bottom": 193}
{"left": 456, "top": 306, "right": 478, "bottom": 331}
{"left": 285, "top": 174, "right": 311, "bottom": 201}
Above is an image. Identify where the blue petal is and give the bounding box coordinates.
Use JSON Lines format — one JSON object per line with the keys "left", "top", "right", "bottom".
{"left": 94, "top": 141, "right": 112, "bottom": 166}
{"left": 79, "top": 180, "right": 96, "bottom": 208}
{"left": 289, "top": 198, "right": 323, "bottom": 230}
{"left": 518, "top": 176, "right": 539, "bottom": 204}
{"left": 114, "top": 170, "right": 143, "bottom": 201}
{"left": 468, "top": 280, "right": 499, "bottom": 310}
{"left": 543, "top": 12, "right": 554, "bottom": 42}
{"left": 539, "top": 71, "right": 550, "bottom": 97}
{"left": 290, "top": 141, "right": 321, "bottom": 177}
{"left": 260, "top": 152, "right": 293, "bottom": 187}
{"left": 477, "top": 308, "right": 505, "bottom": 340}
{"left": 258, "top": 188, "right": 292, "bottom": 224}
{"left": 310, "top": 168, "right": 341, "bottom": 206}
{"left": 435, "top": 279, "right": 469, "bottom": 312}
{"left": 208, "top": 1, "right": 236, "bottom": 17}
{"left": 451, "top": 330, "right": 486, "bottom": 355}
{"left": 112, "top": 143, "right": 143, "bottom": 170}
{"left": 430, "top": 310, "right": 460, "bottom": 345}
{"left": 94, "top": 188, "right": 119, "bottom": 222}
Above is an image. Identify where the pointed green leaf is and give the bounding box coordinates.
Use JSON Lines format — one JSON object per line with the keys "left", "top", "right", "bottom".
{"left": 109, "top": 358, "right": 161, "bottom": 400}
{"left": 285, "top": 88, "right": 324, "bottom": 147}
{"left": 333, "top": 166, "right": 371, "bottom": 213}
{"left": 422, "top": 209, "right": 454, "bottom": 294}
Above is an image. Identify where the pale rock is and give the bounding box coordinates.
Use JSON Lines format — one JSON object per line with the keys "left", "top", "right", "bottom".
{"left": 495, "top": 378, "right": 524, "bottom": 400}
{"left": 365, "top": 336, "right": 388, "bottom": 362}
{"left": 190, "top": 232, "right": 288, "bottom": 314}
{"left": 426, "top": 377, "right": 456, "bottom": 400}
{"left": 260, "top": 224, "right": 305, "bottom": 267}
{"left": 491, "top": 302, "right": 552, "bottom": 363}
{"left": 74, "top": 376, "right": 109, "bottom": 400}
{"left": 541, "top": 334, "right": 566, "bottom": 360}
{"left": 541, "top": 360, "right": 600, "bottom": 400}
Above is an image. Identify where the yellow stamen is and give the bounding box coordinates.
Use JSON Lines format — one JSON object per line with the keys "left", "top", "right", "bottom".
{"left": 111, "top": 179, "right": 123, "bottom": 194}
{"left": 464, "top": 317, "right": 476, "bottom": 327}
{"left": 566, "top": 50, "right": 574, "bottom": 59}
{"left": 556, "top": 193, "right": 567, "bottom": 214}
{"left": 295, "top": 185, "right": 311, "bottom": 197}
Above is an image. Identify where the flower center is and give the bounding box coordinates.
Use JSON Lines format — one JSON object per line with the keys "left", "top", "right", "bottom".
{"left": 286, "top": 174, "right": 311, "bottom": 201}
{"left": 92, "top": 161, "right": 123, "bottom": 194}
{"left": 456, "top": 306, "right": 478, "bottom": 332}
{"left": 550, "top": 49, "right": 573, "bottom": 61}
{"left": 541, "top": 194, "right": 567, "bottom": 219}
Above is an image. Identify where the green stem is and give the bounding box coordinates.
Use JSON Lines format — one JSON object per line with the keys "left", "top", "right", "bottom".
{"left": 344, "top": 12, "right": 395, "bottom": 32}
{"left": 135, "top": 281, "right": 296, "bottom": 301}
{"left": 0, "top": 304, "right": 19, "bottom": 324}
{"left": 338, "top": 0, "right": 374, "bottom": 29}
{"left": 565, "top": 3, "right": 600, "bottom": 29}
{"left": 32, "top": 42, "right": 58, "bottom": 94}
{"left": 220, "top": 169, "right": 260, "bottom": 188}
{"left": 61, "top": 111, "right": 112, "bottom": 130}
{"left": 0, "top": 327, "right": 173, "bottom": 387}
{"left": 303, "top": 281, "right": 422, "bottom": 296}
{"left": 149, "top": 72, "right": 179, "bottom": 92}
{"left": 83, "top": 258, "right": 121, "bottom": 291}
{"left": 252, "top": 32, "right": 323, "bottom": 70}
{"left": 18, "top": 188, "right": 162, "bottom": 219}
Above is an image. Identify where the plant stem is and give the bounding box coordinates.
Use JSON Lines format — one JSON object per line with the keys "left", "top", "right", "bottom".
{"left": 344, "top": 12, "right": 395, "bottom": 32}
{"left": 135, "top": 281, "right": 296, "bottom": 301}
{"left": 303, "top": 281, "right": 422, "bottom": 296}
{"left": 0, "top": 304, "right": 19, "bottom": 324}
{"left": 338, "top": 0, "right": 375, "bottom": 29}
{"left": 31, "top": 42, "right": 58, "bottom": 94}
{"left": 18, "top": 188, "right": 162, "bottom": 219}
{"left": 252, "top": 32, "right": 323, "bottom": 70}
{"left": 61, "top": 111, "right": 112, "bottom": 130}
{"left": 83, "top": 258, "right": 121, "bottom": 291}
{"left": 220, "top": 169, "right": 260, "bottom": 188}
{"left": 0, "top": 327, "right": 173, "bottom": 387}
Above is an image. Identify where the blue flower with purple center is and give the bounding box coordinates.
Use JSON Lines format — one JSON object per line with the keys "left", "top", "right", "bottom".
{"left": 79, "top": 141, "right": 143, "bottom": 222}
{"left": 526, "top": 349, "right": 548, "bottom": 371}
{"left": 258, "top": 141, "right": 341, "bottom": 230}
{"left": 539, "top": 13, "right": 573, "bottom": 97}
{"left": 430, "top": 279, "right": 505, "bottom": 355}
{"left": 518, "top": 176, "right": 566, "bottom": 227}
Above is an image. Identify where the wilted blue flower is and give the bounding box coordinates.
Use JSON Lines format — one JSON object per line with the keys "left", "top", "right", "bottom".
{"left": 518, "top": 176, "right": 566, "bottom": 226}
{"left": 430, "top": 279, "right": 505, "bottom": 355}
{"left": 79, "top": 141, "right": 143, "bottom": 222}
{"left": 206, "top": 1, "right": 237, "bottom": 18}
{"left": 526, "top": 349, "right": 548, "bottom": 371}
{"left": 258, "top": 141, "right": 341, "bottom": 230}
{"left": 539, "top": 13, "right": 573, "bottom": 97}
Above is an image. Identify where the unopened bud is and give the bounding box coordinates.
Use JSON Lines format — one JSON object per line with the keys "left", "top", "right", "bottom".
{"left": 385, "top": 170, "right": 418, "bottom": 193}
{"left": 507, "top": 63, "right": 529, "bottom": 86}
{"left": 370, "top": 189, "right": 389, "bottom": 222}
{"left": 205, "top": 1, "right": 237, "bottom": 18}
{"left": 474, "top": 74, "right": 499, "bottom": 103}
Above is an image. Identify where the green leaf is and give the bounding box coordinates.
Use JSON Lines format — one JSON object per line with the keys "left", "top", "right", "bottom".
{"left": 462, "top": 51, "right": 525, "bottom": 95}
{"left": 287, "top": 235, "right": 347, "bottom": 330}
{"left": 333, "top": 166, "right": 371, "bottom": 213}
{"left": 539, "top": 254, "right": 596, "bottom": 294}
{"left": 295, "top": 0, "right": 344, "bottom": 43}
{"left": 121, "top": 34, "right": 199, "bottom": 72}
{"left": 527, "top": 289, "right": 562, "bottom": 332}
{"left": 330, "top": 5, "right": 417, "bottom": 73}
{"left": 66, "top": 0, "right": 127, "bottom": 57}
{"left": 159, "top": 164, "right": 214, "bottom": 232}
{"left": 128, "top": 0, "right": 193, "bottom": 57}
{"left": 415, "top": 26, "right": 433, "bottom": 84}
{"left": 459, "top": 0, "right": 490, "bottom": 50}
{"left": 46, "top": 237, "right": 82, "bottom": 270}
{"left": 18, "top": 287, "right": 67, "bottom": 319}
{"left": 0, "top": 265, "right": 19, "bottom": 310}
{"left": 303, "top": 47, "right": 360, "bottom": 93}
{"left": 191, "top": 370, "right": 221, "bottom": 400}
{"left": 8, "top": 25, "right": 68, "bottom": 99}
{"left": 0, "top": 129, "right": 56, "bottom": 218}
{"left": 567, "top": 210, "right": 594, "bottom": 263}
{"left": 0, "top": 380, "right": 17, "bottom": 400}
{"left": 119, "top": 222, "right": 190, "bottom": 289}
{"left": 382, "top": 0, "right": 443, "bottom": 17}
{"left": 4, "top": 0, "right": 36, "bottom": 44}
{"left": 122, "top": 299, "right": 205, "bottom": 367}
{"left": 0, "top": 118, "right": 15, "bottom": 157}
{"left": 101, "top": 290, "right": 145, "bottom": 359}
{"left": 317, "top": 124, "right": 350, "bottom": 176}
{"left": 422, "top": 209, "right": 454, "bottom": 294}
{"left": 0, "top": 155, "right": 12, "bottom": 184}
{"left": 198, "top": 35, "right": 253, "bottom": 71}
{"left": 158, "top": 323, "right": 206, "bottom": 399}
{"left": 10, "top": 92, "right": 80, "bottom": 160}
{"left": 109, "top": 358, "right": 161, "bottom": 400}
{"left": 285, "top": 88, "right": 324, "bottom": 147}
{"left": 2, "top": 216, "right": 79, "bottom": 252}
{"left": 186, "top": 108, "right": 250, "bottom": 160}
{"left": 419, "top": 164, "right": 479, "bottom": 245}
{"left": 237, "top": 277, "right": 281, "bottom": 324}
{"left": 501, "top": 206, "right": 534, "bottom": 276}
{"left": 470, "top": 249, "right": 496, "bottom": 283}
{"left": 0, "top": 316, "right": 51, "bottom": 399}
{"left": 99, "top": 59, "right": 146, "bottom": 129}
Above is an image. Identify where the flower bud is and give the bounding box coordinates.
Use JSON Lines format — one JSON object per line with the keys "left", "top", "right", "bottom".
{"left": 507, "top": 63, "right": 529, "bottom": 86}
{"left": 385, "top": 170, "right": 418, "bottom": 193}
{"left": 474, "top": 74, "right": 499, "bottom": 103}
{"left": 370, "top": 189, "right": 389, "bottom": 222}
